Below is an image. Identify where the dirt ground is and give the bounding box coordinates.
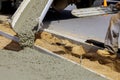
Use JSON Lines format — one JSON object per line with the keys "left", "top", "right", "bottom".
{"left": 0, "top": 16, "right": 120, "bottom": 80}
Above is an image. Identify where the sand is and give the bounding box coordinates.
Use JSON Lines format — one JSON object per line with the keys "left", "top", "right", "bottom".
{"left": 0, "top": 15, "right": 120, "bottom": 80}
{"left": 35, "top": 31, "right": 120, "bottom": 80}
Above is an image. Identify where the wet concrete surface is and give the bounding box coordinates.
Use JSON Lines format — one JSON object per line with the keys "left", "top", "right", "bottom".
{"left": 0, "top": 48, "right": 109, "bottom": 80}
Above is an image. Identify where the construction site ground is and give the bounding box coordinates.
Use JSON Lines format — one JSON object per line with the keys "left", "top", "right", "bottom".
{"left": 0, "top": 13, "right": 120, "bottom": 80}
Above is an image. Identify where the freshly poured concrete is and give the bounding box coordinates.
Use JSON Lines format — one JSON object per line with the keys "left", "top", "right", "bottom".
{"left": 44, "top": 13, "right": 114, "bottom": 45}
{"left": 11, "top": 0, "right": 52, "bottom": 47}
{"left": 0, "top": 48, "right": 109, "bottom": 80}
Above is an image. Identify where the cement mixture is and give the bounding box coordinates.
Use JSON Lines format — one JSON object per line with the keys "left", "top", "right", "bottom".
{"left": 0, "top": 47, "right": 108, "bottom": 80}
{"left": 12, "top": 0, "right": 49, "bottom": 48}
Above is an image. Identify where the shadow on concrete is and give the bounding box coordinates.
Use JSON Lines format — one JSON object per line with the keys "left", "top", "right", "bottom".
{"left": 44, "top": 9, "right": 76, "bottom": 21}
{"left": 42, "top": 8, "right": 77, "bottom": 29}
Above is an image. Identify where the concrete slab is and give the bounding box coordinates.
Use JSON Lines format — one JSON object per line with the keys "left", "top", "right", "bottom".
{"left": 44, "top": 12, "right": 116, "bottom": 46}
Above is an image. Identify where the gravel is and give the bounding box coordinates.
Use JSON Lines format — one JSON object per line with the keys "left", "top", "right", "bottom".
{"left": 0, "top": 48, "right": 108, "bottom": 80}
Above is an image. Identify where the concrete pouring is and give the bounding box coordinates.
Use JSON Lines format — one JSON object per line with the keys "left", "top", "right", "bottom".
{"left": 0, "top": 17, "right": 118, "bottom": 80}
{"left": 11, "top": 0, "right": 53, "bottom": 48}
